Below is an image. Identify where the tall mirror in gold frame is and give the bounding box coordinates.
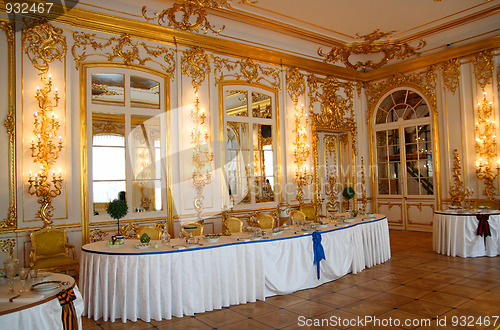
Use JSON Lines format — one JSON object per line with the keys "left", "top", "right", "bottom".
{"left": 309, "top": 76, "right": 357, "bottom": 216}
{"left": 81, "top": 64, "right": 171, "bottom": 243}
{"left": 221, "top": 84, "right": 279, "bottom": 209}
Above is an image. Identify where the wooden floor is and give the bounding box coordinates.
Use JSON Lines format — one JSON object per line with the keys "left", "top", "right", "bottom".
{"left": 82, "top": 230, "right": 500, "bottom": 329}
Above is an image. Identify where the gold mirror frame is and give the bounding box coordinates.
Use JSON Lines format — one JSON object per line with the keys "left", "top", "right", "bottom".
{"left": 0, "top": 21, "right": 17, "bottom": 231}
{"left": 367, "top": 83, "right": 441, "bottom": 211}
{"left": 80, "top": 62, "right": 173, "bottom": 244}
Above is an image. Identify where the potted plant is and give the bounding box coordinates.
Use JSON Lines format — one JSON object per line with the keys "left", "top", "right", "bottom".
{"left": 342, "top": 187, "right": 356, "bottom": 217}
{"left": 107, "top": 198, "right": 128, "bottom": 236}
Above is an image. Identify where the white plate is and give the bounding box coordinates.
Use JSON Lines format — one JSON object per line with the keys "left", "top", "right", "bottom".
{"left": 184, "top": 243, "right": 201, "bottom": 248}
{"left": 107, "top": 243, "right": 124, "bottom": 248}
{"left": 136, "top": 244, "right": 150, "bottom": 249}
{"left": 31, "top": 281, "right": 62, "bottom": 292}
{"left": 203, "top": 237, "right": 220, "bottom": 243}
{"left": 248, "top": 236, "right": 263, "bottom": 241}
{"left": 302, "top": 228, "right": 314, "bottom": 233}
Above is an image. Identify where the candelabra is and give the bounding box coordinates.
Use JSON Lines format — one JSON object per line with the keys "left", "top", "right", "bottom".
{"left": 293, "top": 104, "right": 313, "bottom": 206}
{"left": 474, "top": 91, "right": 500, "bottom": 200}
{"left": 191, "top": 93, "right": 213, "bottom": 222}
{"left": 27, "top": 74, "right": 64, "bottom": 227}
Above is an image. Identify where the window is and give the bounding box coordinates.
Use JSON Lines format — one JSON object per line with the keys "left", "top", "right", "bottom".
{"left": 223, "top": 87, "right": 277, "bottom": 206}
{"left": 88, "top": 69, "right": 167, "bottom": 219}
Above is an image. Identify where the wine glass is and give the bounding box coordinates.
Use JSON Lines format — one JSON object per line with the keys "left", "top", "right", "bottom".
{"left": 29, "top": 268, "right": 39, "bottom": 286}
{"left": 4, "top": 258, "right": 19, "bottom": 294}
{"left": 19, "top": 268, "right": 30, "bottom": 292}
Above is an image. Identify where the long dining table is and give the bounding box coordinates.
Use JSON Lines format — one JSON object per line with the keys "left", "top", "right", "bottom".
{"left": 80, "top": 215, "right": 390, "bottom": 323}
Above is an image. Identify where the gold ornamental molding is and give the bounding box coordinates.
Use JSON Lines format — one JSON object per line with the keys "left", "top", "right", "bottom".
{"left": 473, "top": 50, "right": 494, "bottom": 91}
{"left": 285, "top": 67, "right": 306, "bottom": 104}
{"left": 213, "top": 56, "right": 281, "bottom": 90}
{"left": 142, "top": 0, "right": 234, "bottom": 35}
{"left": 22, "top": 19, "right": 67, "bottom": 81}
{"left": 440, "top": 58, "right": 461, "bottom": 95}
{"left": 72, "top": 32, "right": 176, "bottom": 77}
{"left": 318, "top": 29, "right": 426, "bottom": 71}
{"left": 449, "top": 149, "right": 472, "bottom": 207}
{"left": 0, "top": 20, "right": 17, "bottom": 230}
{"left": 181, "top": 46, "right": 212, "bottom": 92}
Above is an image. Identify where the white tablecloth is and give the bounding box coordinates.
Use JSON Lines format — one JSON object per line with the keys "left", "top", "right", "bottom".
{"left": 0, "top": 274, "right": 84, "bottom": 330}
{"left": 433, "top": 212, "right": 500, "bottom": 257}
{"left": 81, "top": 216, "right": 390, "bottom": 322}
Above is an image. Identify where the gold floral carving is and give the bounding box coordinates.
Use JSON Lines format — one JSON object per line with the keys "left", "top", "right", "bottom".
{"left": 1, "top": 21, "right": 16, "bottom": 230}
{"left": 472, "top": 50, "right": 493, "bottom": 91}
{"left": 449, "top": 149, "right": 472, "bottom": 207}
{"left": 318, "top": 29, "right": 426, "bottom": 70}
{"left": 22, "top": 19, "right": 67, "bottom": 81}
{"left": 181, "top": 46, "right": 211, "bottom": 92}
{"left": 366, "top": 68, "right": 437, "bottom": 125}
{"left": 286, "top": 67, "right": 305, "bottom": 104}
{"left": 0, "top": 239, "right": 15, "bottom": 258}
{"left": 92, "top": 120, "right": 125, "bottom": 136}
{"left": 441, "top": 58, "right": 460, "bottom": 95}
{"left": 360, "top": 156, "right": 367, "bottom": 212}
{"left": 213, "top": 56, "right": 281, "bottom": 90}
{"left": 323, "top": 135, "right": 340, "bottom": 211}
{"left": 71, "top": 32, "right": 175, "bottom": 77}
{"left": 90, "top": 229, "right": 107, "bottom": 242}
{"left": 142, "top": 0, "right": 232, "bottom": 35}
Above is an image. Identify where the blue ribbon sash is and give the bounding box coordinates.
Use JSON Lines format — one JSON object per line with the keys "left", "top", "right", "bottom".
{"left": 312, "top": 231, "right": 326, "bottom": 280}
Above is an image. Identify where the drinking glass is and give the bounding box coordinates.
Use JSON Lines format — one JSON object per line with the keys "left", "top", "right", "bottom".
{"left": 29, "top": 268, "right": 39, "bottom": 286}
{"left": 19, "top": 268, "right": 30, "bottom": 292}
{"left": 4, "top": 258, "right": 19, "bottom": 294}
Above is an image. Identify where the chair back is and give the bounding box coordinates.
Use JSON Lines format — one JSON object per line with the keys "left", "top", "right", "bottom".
{"left": 30, "top": 227, "right": 68, "bottom": 259}
{"left": 225, "top": 217, "right": 243, "bottom": 233}
{"left": 181, "top": 222, "right": 204, "bottom": 236}
{"left": 476, "top": 200, "right": 499, "bottom": 210}
{"left": 300, "top": 204, "right": 317, "bottom": 221}
{"left": 137, "top": 226, "right": 162, "bottom": 240}
{"left": 291, "top": 210, "right": 306, "bottom": 222}
{"left": 256, "top": 213, "right": 274, "bottom": 229}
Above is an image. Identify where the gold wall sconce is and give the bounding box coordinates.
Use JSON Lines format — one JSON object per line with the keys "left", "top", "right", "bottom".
{"left": 191, "top": 93, "right": 213, "bottom": 222}
{"left": 27, "top": 74, "right": 64, "bottom": 227}
{"left": 293, "top": 104, "right": 313, "bottom": 206}
{"left": 474, "top": 91, "right": 499, "bottom": 200}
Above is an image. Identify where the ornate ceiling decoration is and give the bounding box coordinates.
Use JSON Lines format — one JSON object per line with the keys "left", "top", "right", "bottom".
{"left": 318, "top": 29, "right": 426, "bottom": 71}
{"left": 142, "top": 0, "right": 256, "bottom": 35}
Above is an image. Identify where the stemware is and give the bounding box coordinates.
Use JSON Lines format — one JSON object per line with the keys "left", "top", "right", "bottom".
{"left": 29, "top": 268, "right": 39, "bottom": 286}
{"left": 4, "top": 258, "right": 19, "bottom": 294}
{"left": 19, "top": 268, "right": 30, "bottom": 292}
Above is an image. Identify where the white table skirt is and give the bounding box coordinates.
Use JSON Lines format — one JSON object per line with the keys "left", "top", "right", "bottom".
{"left": 81, "top": 216, "right": 390, "bottom": 322}
{"left": 433, "top": 212, "right": 500, "bottom": 257}
{"left": 0, "top": 284, "right": 84, "bottom": 330}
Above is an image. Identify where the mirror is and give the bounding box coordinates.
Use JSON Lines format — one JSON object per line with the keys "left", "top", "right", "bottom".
{"left": 91, "top": 73, "right": 125, "bottom": 106}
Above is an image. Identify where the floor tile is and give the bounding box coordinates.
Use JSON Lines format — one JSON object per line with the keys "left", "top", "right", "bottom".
{"left": 194, "top": 308, "right": 247, "bottom": 328}
{"left": 252, "top": 308, "right": 301, "bottom": 328}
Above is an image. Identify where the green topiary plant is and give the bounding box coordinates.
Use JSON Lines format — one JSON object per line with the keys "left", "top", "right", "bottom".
{"left": 342, "top": 187, "right": 356, "bottom": 211}
{"left": 107, "top": 198, "right": 128, "bottom": 235}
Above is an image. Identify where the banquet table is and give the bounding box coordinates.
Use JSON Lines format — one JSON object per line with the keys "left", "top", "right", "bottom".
{"left": 80, "top": 215, "right": 390, "bottom": 323}
{"left": 433, "top": 210, "right": 500, "bottom": 257}
{"left": 0, "top": 273, "right": 84, "bottom": 330}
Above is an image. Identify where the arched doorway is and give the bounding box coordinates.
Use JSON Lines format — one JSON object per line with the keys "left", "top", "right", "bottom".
{"left": 372, "top": 88, "right": 437, "bottom": 231}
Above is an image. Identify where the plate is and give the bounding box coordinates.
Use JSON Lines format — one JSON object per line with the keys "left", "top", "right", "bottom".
{"left": 184, "top": 243, "right": 201, "bottom": 248}
{"left": 107, "top": 243, "right": 124, "bottom": 248}
{"left": 31, "top": 280, "right": 62, "bottom": 292}
{"left": 136, "top": 243, "right": 150, "bottom": 249}
{"left": 302, "top": 228, "right": 314, "bottom": 233}
{"left": 248, "top": 236, "right": 263, "bottom": 241}
{"left": 344, "top": 218, "right": 356, "bottom": 223}
{"left": 270, "top": 230, "right": 283, "bottom": 236}
{"left": 203, "top": 237, "right": 220, "bottom": 243}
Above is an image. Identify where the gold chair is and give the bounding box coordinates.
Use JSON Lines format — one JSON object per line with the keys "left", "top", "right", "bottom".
{"left": 476, "top": 200, "right": 499, "bottom": 210}
{"left": 136, "top": 225, "right": 162, "bottom": 240}
{"left": 291, "top": 210, "right": 306, "bottom": 222}
{"left": 256, "top": 213, "right": 275, "bottom": 229}
{"left": 29, "top": 227, "right": 79, "bottom": 279}
{"left": 224, "top": 217, "right": 243, "bottom": 233}
{"left": 181, "top": 222, "right": 204, "bottom": 236}
{"left": 300, "top": 204, "right": 317, "bottom": 221}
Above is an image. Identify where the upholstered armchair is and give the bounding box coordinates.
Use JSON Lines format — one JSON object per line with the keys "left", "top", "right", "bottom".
{"left": 224, "top": 217, "right": 243, "bottom": 233}
{"left": 291, "top": 210, "right": 306, "bottom": 223}
{"left": 256, "top": 213, "right": 275, "bottom": 229}
{"left": 29, "top": 227, "right": 79, "bottom": 279}
{"left": 181, "top": 222, "right": 204, "bottom": 236}
{"left": 136, "top": 225, "right": 162, "bottom": 240}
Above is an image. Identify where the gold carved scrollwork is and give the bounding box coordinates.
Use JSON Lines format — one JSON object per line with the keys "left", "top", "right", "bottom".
{"left": 1, "top": 21, "right": 16, "bottom": 230}
{"left": 213, "top": 56, "right": 281, "bottom": 90}
{"left": 286, "top": 67, "right": 305, "bottom": 104}
{"left": 324, "top": 135, "right": 340, "bottom": 211}
{"left": 472, "top": 50, "right": 493, "bottom": 91}
{"left": 441, "top": 58, "right": 460, "bottom": 95}
{"left": 22, "top": 19, "right": 67, "bottom": 81}
{"left": 181, "top": 46, "right": 211, "bottom": 93}
{"left": 0, "top": 239, "right": 15, "bottom": 258}
{"left": 449, "top": 149, "right": 472, "bottom": 207}
{"left": 90, "top": 229, "right": 107, "bottom": 242}
{"left": 366, "top": 69, "right": 438, "bottom": 124}
{"left": 142, "top": 0, "right": 232, "bottom": 35}
{"left": 318, "top": 29, "right": 426, "bottom": 70}
{"left": 71, "top": 32, "right": 175, "bottom": 77}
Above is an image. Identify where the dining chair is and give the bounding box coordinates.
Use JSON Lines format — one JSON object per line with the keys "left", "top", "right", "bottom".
{"left": 29, "top": 226, "right": 79, "bottom": 279}
{"left": 181, "top": 222, "right": 204, "bottom": 236}
{"left": 300, "top": 204, "right": 317, "bottom": 221}
{"left": 224, "top": 216, "right": 243, "bottom": 233}
{"left": 291, "top": 210, "right": 306, "bottom": 222}
{"left": 136, "top": 225, "right": 162, "bottom": 240}
{"left": 256, "top": 213, "right": 275, "bottom": 229}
